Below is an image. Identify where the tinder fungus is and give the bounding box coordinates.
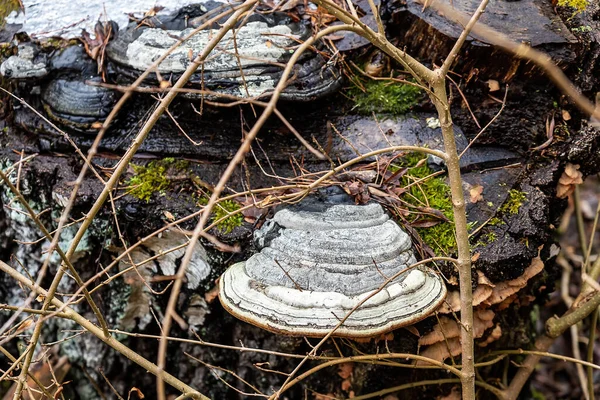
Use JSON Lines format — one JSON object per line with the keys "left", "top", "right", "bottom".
{"left": 219, "top": 195, "right": 446, "bottom": 338}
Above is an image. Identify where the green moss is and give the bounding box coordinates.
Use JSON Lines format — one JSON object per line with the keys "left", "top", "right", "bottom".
{"left": 213, "top": 200, "right": 244, "bottom": 233}
{"left": 474, "top": 231, "right": 498, "bottom": 248}
{"left": 197, "top": 196, "right": 244, "bottom": 234}
{"left": 557, "top": 0, "right": 588, "bottom": 12}
{"left": 0, "top": 1, "right": 20, "bottom": 29}
{"left": 127, "top": 159, "right": 174, "bottom": 202}
{"left": 393, "top": 153, "right": 456, "bottom": 254}
{"left": 500, "top": 189, "right": 527, "bottom": 215}
{"left": 488, "top": 217, "right": 504, "bottom": 226}
{"left": 348, "top": 79, "right": 422, "bottom": 115}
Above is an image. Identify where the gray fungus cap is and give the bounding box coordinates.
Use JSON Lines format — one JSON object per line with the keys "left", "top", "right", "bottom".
{"left": 219, "top": 200, "right": 446, "bottom": 338}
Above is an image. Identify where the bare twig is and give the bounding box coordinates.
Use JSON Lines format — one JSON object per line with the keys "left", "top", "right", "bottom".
{"left": 0, "top": 259, "right": 209, "bottom": 400}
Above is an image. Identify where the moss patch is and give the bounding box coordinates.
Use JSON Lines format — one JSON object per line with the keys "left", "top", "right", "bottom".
{"left": 198, "top": 197, "right": 244, "bottom": 234}
{"left": 557, "top": 0, "right": 588, "bottom": 12}
{"left": 393, "top": 153, "right": 456, "bottom": 254}
{"left": 500, "top": 189, "right": 527, "bottom": 215}
{"left": 0, "top": 1, "right": 20, "bottom": 29}
{"left": 348, "top": 79, "right": 422, "bottom": 115}
{"left": 127, "top": 158, "right": 185, "bottom": 202}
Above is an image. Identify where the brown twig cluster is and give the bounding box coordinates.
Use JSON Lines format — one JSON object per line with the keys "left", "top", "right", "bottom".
{"left": 1, "top": 0, "right": 599, "bottom": 399}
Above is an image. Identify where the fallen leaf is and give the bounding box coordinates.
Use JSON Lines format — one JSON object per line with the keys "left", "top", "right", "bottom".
{"left": 437, "top": 386, "right": 462, "bottom": 400}
{"left": 338, "top": 363, "right": 353, "bottom": 379}
{"left": 404, "top": 325, "right": 420, "bottom": 337}
{"left": 487, "top": 80, "right": 500, "bottom": 92}
{"left": 341, "top": 379, "right": 352, "bottom": 391}
{"left": 556, "top": 163, "right": 583, "bottom": 199}
{"left": 562, "top": 110, "right": 571, "bottom": 121}
{"left": 469, "top": 185, "right": 484, "bottom": 203}
{"left": 128, "top": 387, "right": 145, "bottom": 399}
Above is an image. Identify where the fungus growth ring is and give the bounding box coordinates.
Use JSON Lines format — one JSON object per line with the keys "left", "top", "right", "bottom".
{"left": 219, "top": 196, "right": 446, "bottom": 338}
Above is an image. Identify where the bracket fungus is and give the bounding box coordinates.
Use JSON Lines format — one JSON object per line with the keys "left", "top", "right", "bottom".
{"left": 219, "top": 196, "right": 446, "bottom": 338}
{"left": 106, "top": 10, "right": 341, "bottom": 101}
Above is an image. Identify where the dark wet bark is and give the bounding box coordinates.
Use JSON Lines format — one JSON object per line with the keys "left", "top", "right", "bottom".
{"left": 1, "top": 1, "right": 600, "bottom": 399}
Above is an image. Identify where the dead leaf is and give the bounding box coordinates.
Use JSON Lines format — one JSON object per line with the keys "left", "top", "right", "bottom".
{"left": 404, "top": 325, "right": 420, "bottom": 337}
{"left": 338, "top": 363, "right": 353, "bottom": 379}
{"left": 487, "top": 80, "right": 500, "bottom": 92}
{"left": 469, "top": 185, "right": 484, "bottom": 203}
{"left": 556, "top": 163, "right": 583, "bottom": 199}
{"left": 204, "top": 284, "right": 220, "bottom": 304}
{"left": 163, "top": 210, "right": 175, "bottom": 221}
{"left": 128, "top": 387, "right": 145, "bottom": 399}
{"left": 562, "top": 110, "right": 571, "bottom": 121}
{"left": 3, "top": 354, "right": 70, "bottom": 400}
{"left": 344, "top": 181, "right": 370, "bottom": 204}
{"left": 341, "top": 379, "right": 352, "bottom": 391}
{"left": 471, "top": 252, "right": 480, "bottom": 262}
{"left": 437, "top": 386, "right": 462, "bottom": 400}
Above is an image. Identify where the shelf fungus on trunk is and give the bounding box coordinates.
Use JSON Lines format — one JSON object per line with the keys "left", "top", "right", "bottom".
{"left": 219, "top": 196, "right": 446, "bottom": 338}
{"left": 106, "top": 11, "right": 341, "bottom": 102}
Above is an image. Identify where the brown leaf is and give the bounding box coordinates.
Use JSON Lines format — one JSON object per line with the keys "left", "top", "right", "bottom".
{"left": 562, "top": 110, "right": 571, "bottom": 121}
{"left": 404, "top": 325, "right": 420, "bottom": 337}
{"left": 556, "top": 163, "right": 583, "bottom": 199}
{"left": 469, "top": 185, "right": 484, "bottom": 203}
{"left": 410, "top": 219, "right": 442, "bottom": 228}
{"left": 338, "top": 363, "right": 353, "bottom": 379}
{"left": 128, "top": 387, "right": 145, "bottom": 399}
{"left": 487, "top": 80, "right": 500, "bottom": 92}
{"left": 341, "top": 379, "right": 352, "bottom": 391}
{"left": 437, "top": 386, "right": 462, "bottom": 400}
{"left": 418, "top": 207, "right": 450, "bottom": 221}
{"left": 204, "top": 284, "right": 220, "bottom": 304}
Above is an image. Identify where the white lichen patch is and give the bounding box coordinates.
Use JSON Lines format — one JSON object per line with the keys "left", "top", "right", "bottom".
{"left": 238, "top": 76, "right": 276, "bottom": 97}
{"left": 6, "top": 0, "right": 219, "bottom": 39}
{"left": 118, "top": 21, "right": 295, "bottom": 73}
{"left": 119, "top": 230, "right": 211, "bottom": 290}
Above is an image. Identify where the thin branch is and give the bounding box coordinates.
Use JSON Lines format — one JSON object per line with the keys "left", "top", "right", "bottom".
{"left": 156, "top": 22, "right": 361, "bottom": 400}
{"left": 439, "top": 0, "right": 490, "bottom": 76}
{"left": 0, "top": 259, "right": 209, "bottom": 400}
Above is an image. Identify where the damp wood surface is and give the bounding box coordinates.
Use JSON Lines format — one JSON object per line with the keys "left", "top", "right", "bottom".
{"left": 0, "top": 0, "right": 600, "bottom": 399}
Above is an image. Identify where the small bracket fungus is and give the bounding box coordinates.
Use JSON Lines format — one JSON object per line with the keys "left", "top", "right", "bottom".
{"left": 219, "top": 196, "right": 446, "bottom": 338}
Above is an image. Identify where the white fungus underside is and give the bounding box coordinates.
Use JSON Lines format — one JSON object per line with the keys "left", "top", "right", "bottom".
{"left": 220, "top": 262, "right": 446, "bottom": 337}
